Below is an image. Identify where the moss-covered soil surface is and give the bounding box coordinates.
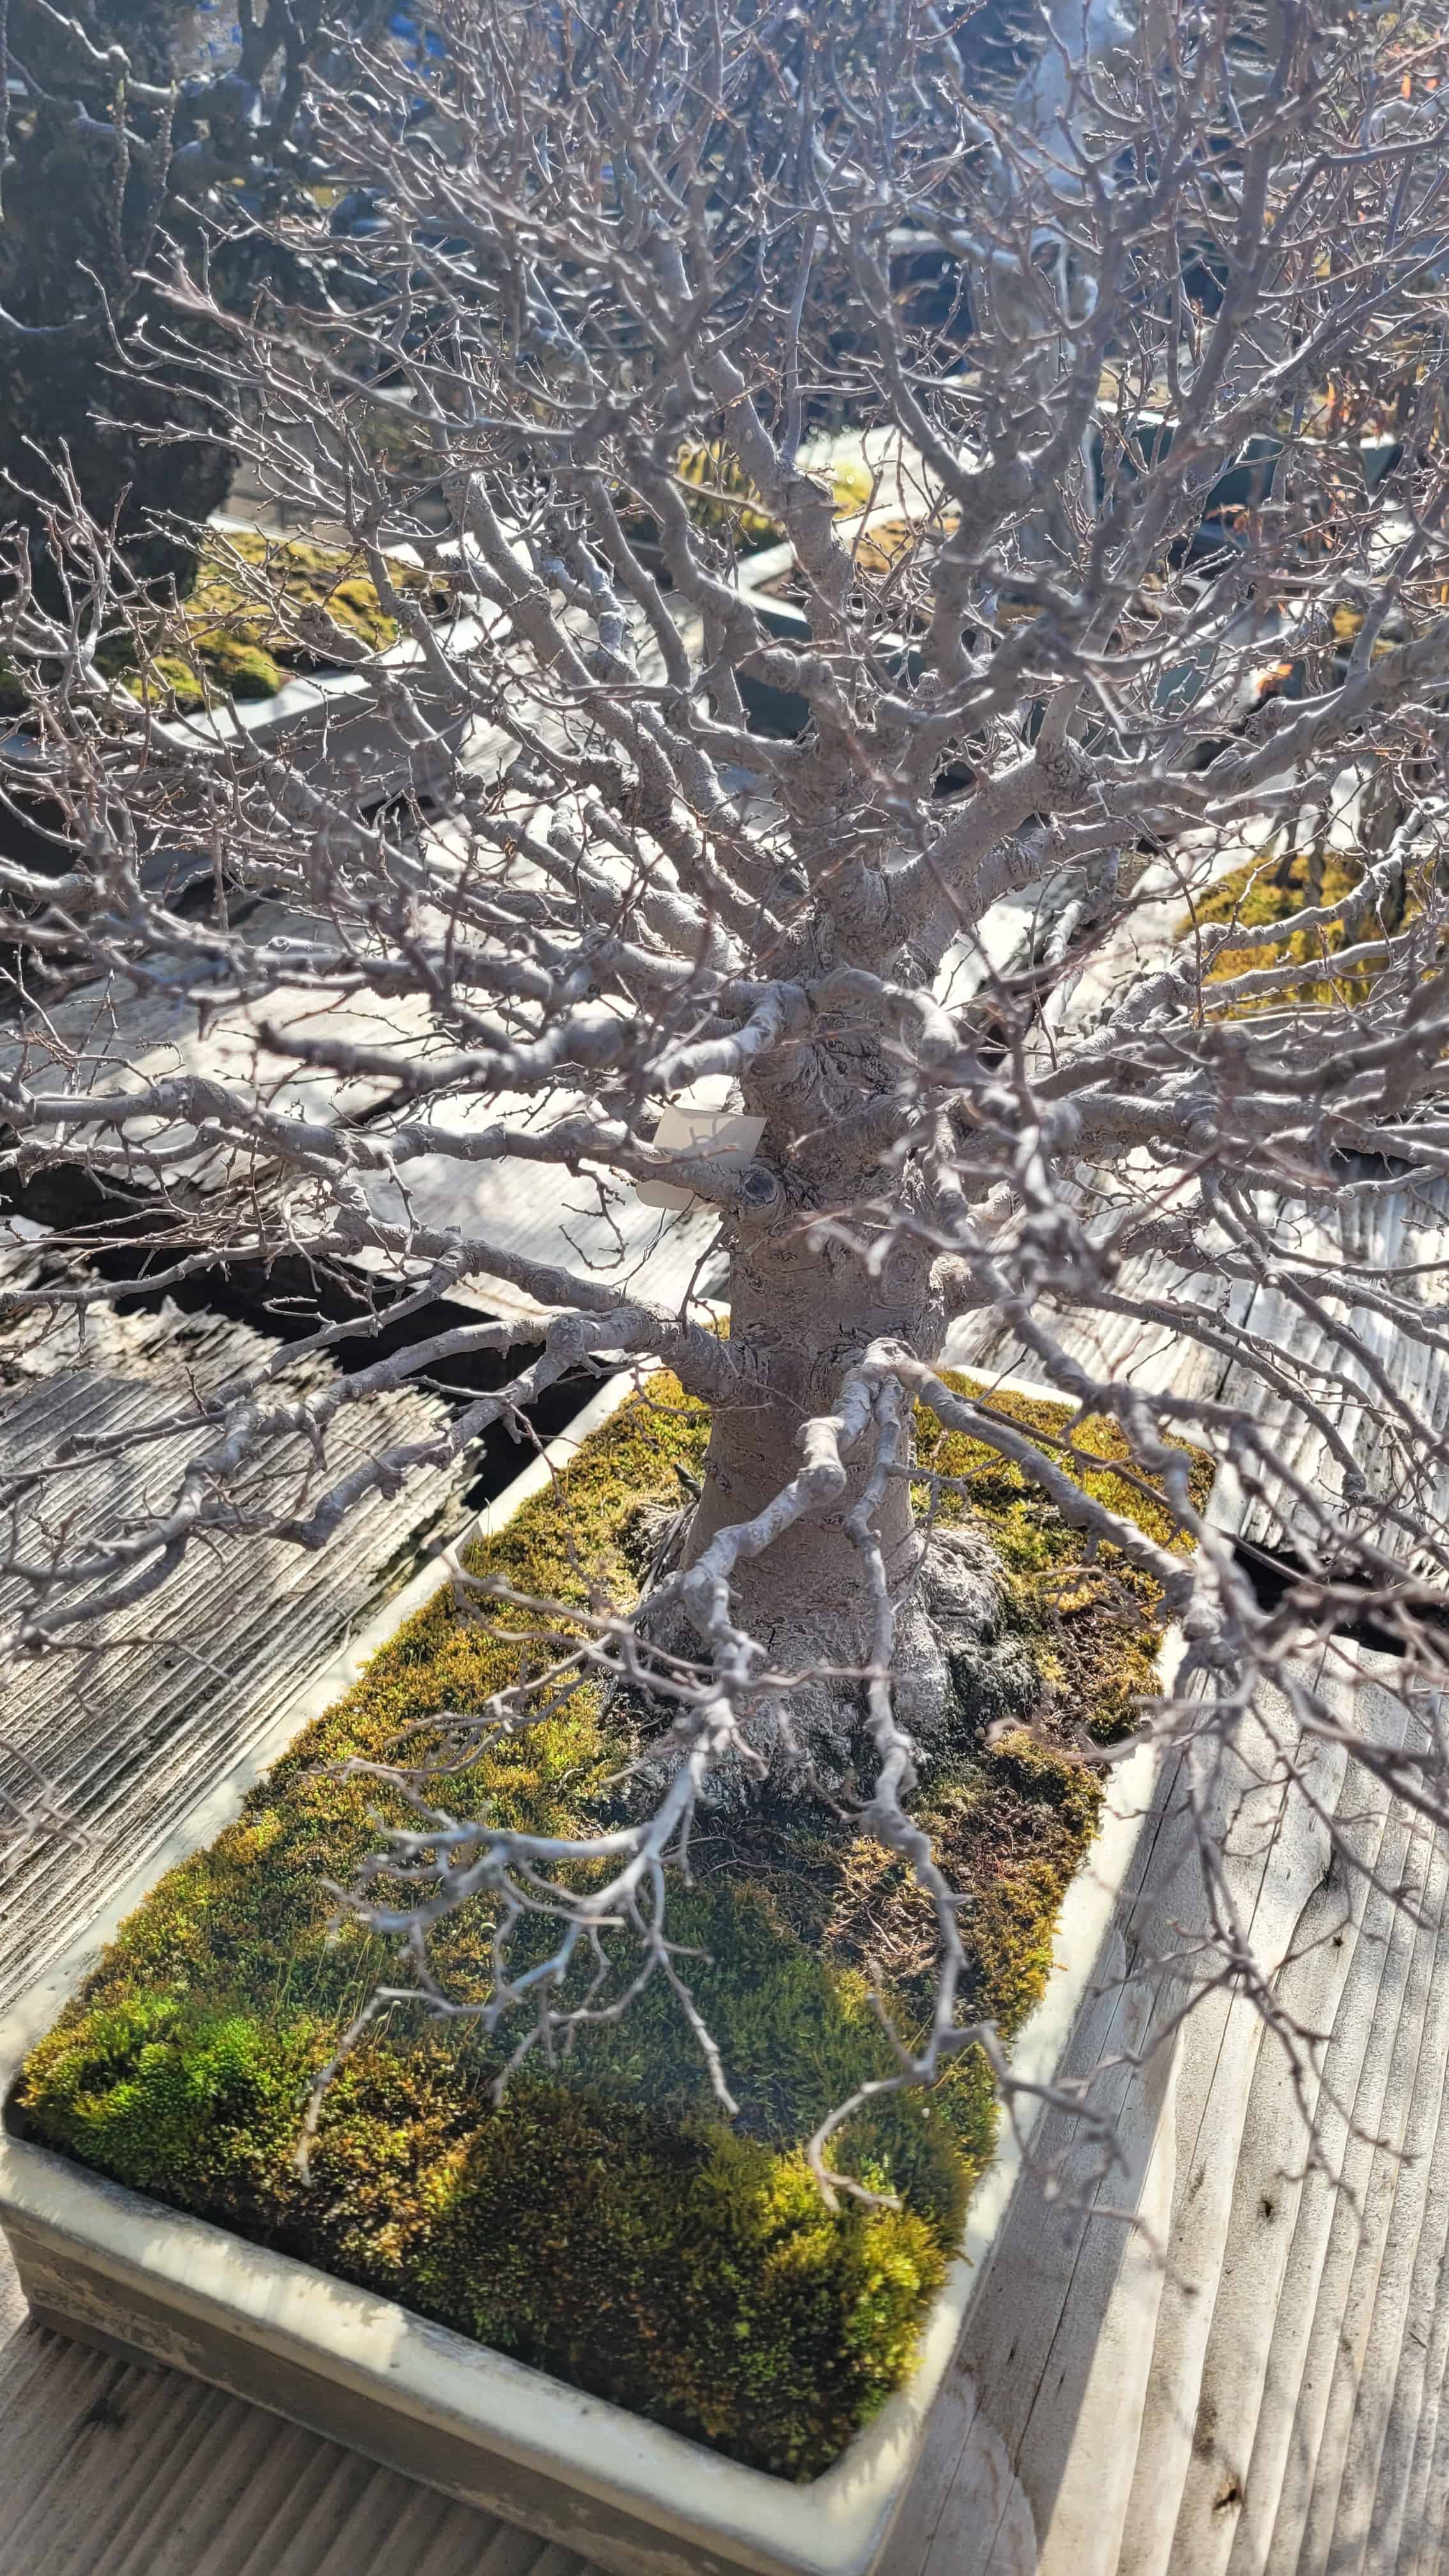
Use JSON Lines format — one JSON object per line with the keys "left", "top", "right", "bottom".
{"left": 16, "top": 1374, "right": 1204, "bottom": 2479}
{"left": 3, "top": 535, "right": 445, "bottom": 722}
{"left": 1180, "top": 843, "right": 1436, "bottom": 1012}
{"left": 105, "top": 532, "right": 448, "bottom": 710}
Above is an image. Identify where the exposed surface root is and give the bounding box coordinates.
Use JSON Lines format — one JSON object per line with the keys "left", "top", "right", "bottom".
{"left": 622, "top": 1520, "right": 1045, "bottom": 1814}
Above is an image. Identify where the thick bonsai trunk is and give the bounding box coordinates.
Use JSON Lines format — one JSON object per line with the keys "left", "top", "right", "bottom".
{"left": 674, "top": 1222, "right": 1040, "bottom": 1796}
{"left": 686, "top": 1229, "right": 928, "bottom": 1651}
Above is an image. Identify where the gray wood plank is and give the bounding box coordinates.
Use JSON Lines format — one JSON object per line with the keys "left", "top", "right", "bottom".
{"left": 0, "top": 1287, "right": 468, "bottom": 2005}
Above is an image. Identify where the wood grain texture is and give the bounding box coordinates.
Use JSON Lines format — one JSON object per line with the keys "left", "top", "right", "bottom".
{"left": 1102, "top": 1663, "right": 1449, "bottom": 2576}
{"left": 874, "top": 1648, "right": 1449, "bottom": 2576}
{"left": 0, "top": 1280, "right": 468, "bottom": 2008}
{"left": 0, "top": 1266, "right": 591, "bottom": 2576}
{"left": 945, "top": 1170, "right": 1449, "bottom": 1565}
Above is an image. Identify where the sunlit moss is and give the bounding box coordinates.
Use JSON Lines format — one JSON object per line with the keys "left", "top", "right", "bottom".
{"left": 627, "top": 446, "right": 878, "bottom": 559}
{"left": 121, "top": 652, "right": 209, "bottom": 712}
{"left": 674, "top": 441, "right": 786, "bottom": 549}
{"left": 188, "top": 532, "right": 435, "bottom": 666}
{"left": 19, "top": 1373, "right": 1194, "bottom": 2478}
{"left": 1177, "top": 845, "right": 1436, "bottom": 1013}
{"left": 100, "top": 532, "right": 446, "bottom": 709}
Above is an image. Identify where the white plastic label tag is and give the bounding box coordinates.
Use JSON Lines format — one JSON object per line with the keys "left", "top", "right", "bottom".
{"left": 635, "top": 1104, "right": 767, "bottom": 1211}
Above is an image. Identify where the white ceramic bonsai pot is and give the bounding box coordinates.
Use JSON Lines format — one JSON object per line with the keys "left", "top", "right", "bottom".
{"left": 0, "top": 1371, "right": 1167, "bottom": 2576}
{"left": 1, "top": 608, "right": 479, "bottom": 902}
{"left": 155, "top": 609, "right": 484, "bottom": 811}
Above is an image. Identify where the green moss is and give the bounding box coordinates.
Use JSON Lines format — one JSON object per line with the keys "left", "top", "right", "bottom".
{"left": 624, "top": 445, "right": 878, "bottom": 558}
{"left": 193, "top": 633, "right": 286, "bottom": 699}
{"left": 1178, "top": 845, "right": 1434, "bottom": 1012}
{"left": 18, "top": 1373, "right": 1197, "bottom": 2479}
{"left": 121, "top": 652, "right": 209, "bottom": 712}
{"left": 99, "top": 531, "right": 447, "bottom": 709}
{"left": 188, "top": 531, "right": 429, "bottom": 668}
{"left": 673, "top": 441, "right": 788, "bottom": 549}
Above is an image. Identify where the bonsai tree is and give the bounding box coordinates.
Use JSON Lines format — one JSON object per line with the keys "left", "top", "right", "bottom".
{"left": 3, "top": 0, "right": 1449, "bottom": 2186}
{"left": 0, "top": 0, "right": 391, "bottom": 593}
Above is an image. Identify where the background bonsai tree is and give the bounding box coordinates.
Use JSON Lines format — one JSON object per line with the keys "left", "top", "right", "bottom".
{"left": 0, "top": 0, "right": 394, "bottom": 598}
{"left": 3, "top": 0, "right": 1449, "bottom": 2184}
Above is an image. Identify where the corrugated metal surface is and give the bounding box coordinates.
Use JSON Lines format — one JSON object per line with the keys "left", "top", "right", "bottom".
{"left": 0, "top": 1284, "right": 468, "bottom": 2004}
{"left": 0, "top": 2312, "right": 592, "bottom": 2576}
{"left": 0, "top": 1255, "right": 594, "bottom": 2574}
{"left": 0, "top": 1260, "right": 609, "bottom": 2575}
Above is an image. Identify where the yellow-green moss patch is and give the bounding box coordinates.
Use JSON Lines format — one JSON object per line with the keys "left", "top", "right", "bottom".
{"left": 103, "top": 532, "right": 448, "bottom": 707}
{"left": 17, "top": 1374, "right": 1197, "bottom": 2478}
{"left": 622, "top": 444, "right": 878, "bottom": 558}
{"left": 1178, "top": 845, "right": 1436, "bottom": 1013}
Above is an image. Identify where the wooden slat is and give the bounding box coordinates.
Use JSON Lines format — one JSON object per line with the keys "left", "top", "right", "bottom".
{"left": 0, "top": 1264, "right": 599, "bottom": 2576}
{"left": 1068, "top": 1659, "right": 1449, "bottom": 2576}
{"left": 0, "top": 2317, "right": 590, "bottom": 2576}
{"left": 946, "top": 1171, "right": 1449, "bottom": 1566}
{"left": 0, "top": 1284, "right": 468, "bottom": 2005}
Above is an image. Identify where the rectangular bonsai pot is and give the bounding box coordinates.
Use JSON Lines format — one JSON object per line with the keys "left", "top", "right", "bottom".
{"left": 0, "top": 1372, "right": 1167, "bottom": 2576}
{"left": 156, "top": 620, "right": 479, "bottom": 813}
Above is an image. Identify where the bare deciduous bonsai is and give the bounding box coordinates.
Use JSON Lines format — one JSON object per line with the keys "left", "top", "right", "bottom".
{"left": 4, "top": 0, "right": 1449, "bottom": 2193}
{"left": 0, "top": 0, "right": 406, "bottom": 591}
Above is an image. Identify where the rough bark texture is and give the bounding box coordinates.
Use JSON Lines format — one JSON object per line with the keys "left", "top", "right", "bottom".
{"left": 680, "top": 1216, "right": 1037, "bottom": 1790}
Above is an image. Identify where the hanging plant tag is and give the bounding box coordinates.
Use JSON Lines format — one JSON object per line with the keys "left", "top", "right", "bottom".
{"left": 635, "top": 1104, "right": 766, "bottom": 1211}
